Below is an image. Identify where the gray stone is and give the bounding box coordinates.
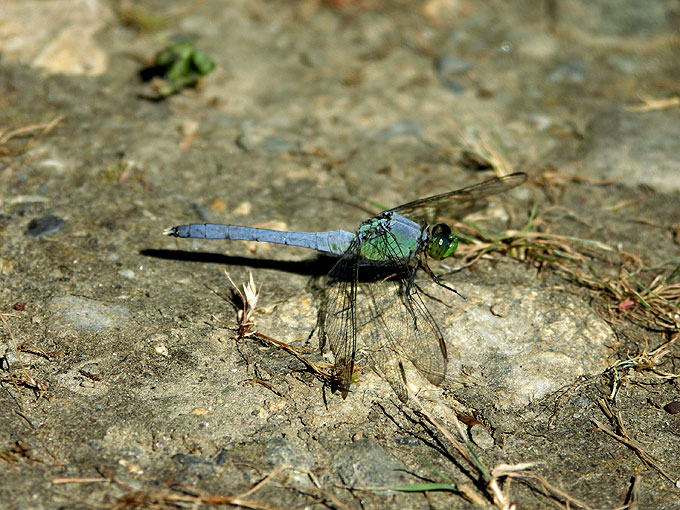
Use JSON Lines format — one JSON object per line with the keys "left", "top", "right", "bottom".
{"left": 375, "top": 121, "right": 423, "bottom": 140}
{"left": 24, "top": 214, "right": 65, "bottom": 237}
{"left": 436, "top": 55, "right": 474, "bottom": 78}
{"left": 49, "top": 295, "right": 131, "bottom": 331}
{"left": 333, "top": 439, "right": 410, "bottom": 489}
{"left": 547, "top": 59, "right": 587, "bottom": 84}
{"left": 346, "top": 273, "right": 613, "bottom": 410}
{"left": 266, "top": 437, "right": 315, "bottom": 486}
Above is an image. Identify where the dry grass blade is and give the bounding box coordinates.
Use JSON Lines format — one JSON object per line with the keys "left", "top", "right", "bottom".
{"left": 249, "top": 331, "right": 334, "bottom": 380}
{"left": 488, "top": 464, "right": 595, "bottom": 510}
{"left": 448, "top": 198, "right": 614, "bottom": 275}
{"left": 451, "top": 195, "right": 680, "bottom": 333}
{"left": 514, "top": 471, "right": 595, "bottom": 510}
{"left": 624, "top": 94, "right": 680, "bottom": 112}
{"left": 456, "top": 131, "right": 515, "bottom": 176}
{"left": 279, "top": 473, "right": 351, "bottom": 510}
{"left": 605, "top": 333, "right": 680, "bottom": 400}
{"left": 407, "top": 392, "right": 539, "bottom": 508}
{"left": 52, "top": 477, "right": 111, "bottom": 484}
{"left": 410, "top": 392, "right": 486, "bottom": 479}
{"left": 594, "top": 399, "right": 677, "bottom": 484}
{"left": 0, "top": 313, "right": 48, "bottom": 400}
{"left": 406, "top": 392, "right": 593, "bottom": 509}
{"left": 624, "top": 474, "right": 642, "bottom": 510}
{"left": 249, "top": 377, "right": 286, "bottom": 397}
{"left": 562, "top": 264, "right": 680, "bottom": 332}
{"left": 0, "top": 115, "right": 64, "bottom": 156}
{"left": 224, "top": 271, "right": 335, "bottom": 386}
{"left": 111, "top": 466, "right": 288, "bottom": 509}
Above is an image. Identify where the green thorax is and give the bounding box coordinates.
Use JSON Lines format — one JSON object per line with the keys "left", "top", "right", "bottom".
{"left": 355, "top": 215, "right": 422, "bottom": 261}
{"left": 355, "top": 213, "right": 458, "bottom": 261}
{"left": 352, "top": 214, "right": 458, "bottom": 262}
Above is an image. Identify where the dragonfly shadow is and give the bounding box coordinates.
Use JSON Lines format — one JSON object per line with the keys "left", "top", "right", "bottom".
{"left": 140, "top": 248, "right": 337, "bottom": 277}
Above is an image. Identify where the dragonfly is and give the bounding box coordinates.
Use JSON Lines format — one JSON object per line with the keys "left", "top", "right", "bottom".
{"left": 164, "top": 172, "right": 527, "bottom": 400}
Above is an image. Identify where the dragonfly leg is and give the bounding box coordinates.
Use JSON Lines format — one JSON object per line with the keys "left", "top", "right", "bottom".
{"left": 420, "top": 258, "right": 467, "bottom": 300}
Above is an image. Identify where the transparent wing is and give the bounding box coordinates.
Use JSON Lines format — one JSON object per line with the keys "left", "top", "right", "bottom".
{"left": 388, "top": 172, "right": 527, "bottom": 224}
{"left": 360, "top": 271, "right": 448, "bottom": 401}
{"left": 319, "top": 221, "right": 448, "bottom": 400}
{"left": 318, "top": 241, "right": 360, "bottom": 398}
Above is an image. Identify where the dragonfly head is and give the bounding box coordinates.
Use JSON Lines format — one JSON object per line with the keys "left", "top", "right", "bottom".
{"left": 426, "top": 223, "right": 458, "bottom": 260}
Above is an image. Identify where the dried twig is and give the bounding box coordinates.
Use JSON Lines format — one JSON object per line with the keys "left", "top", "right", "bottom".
{"left": 0, "top": 115, "right": 64, "bottom": 154}
{"left": 107, "top": 466, "right": 287, "bottom": 509}
{"left": 625, "top": 95, "right": 680, "bottom": 112}
{"left": 224, "top": 271, "right": 334, "bottom": 386}
{"left": 401, "top": 392, "right": 597, "bottom": 509}
{"left": 593, "top": 399, "right": 676, "bottom": 484}
{"left": 0, "top": 313, "right": 48, "bottom": 400}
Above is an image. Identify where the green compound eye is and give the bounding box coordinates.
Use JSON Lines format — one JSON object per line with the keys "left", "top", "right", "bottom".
{"left": 427, "top": 223, "right": 458, "bottom": 260}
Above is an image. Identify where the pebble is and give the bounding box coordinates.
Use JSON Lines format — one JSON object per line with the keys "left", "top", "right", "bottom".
{"left": 24, "top": 214, "right": 66, "bottom": 237}
{"left": 266, "top": 437, "right": 315, "bottom": 486}
{"left": 375, "top": 121, "right": 423, "bottom": 140}
{"left": 547, "top": 59, "right": 587, "bottom": 84}
{"left": 235, "top": 132, "right": 300, "bottom": 153}
{"left": 664, "top": 401, "right": 680, "bottom": 414}
{"left": 469, "top": 423, "right": 494, "bottom": 449}
{"left": 436, "top": 55, "right": 474, "bottom": 78}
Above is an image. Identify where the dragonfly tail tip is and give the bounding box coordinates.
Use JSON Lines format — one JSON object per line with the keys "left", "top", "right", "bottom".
{"left": 163, "top": 227, "right": 178, "bottom": 237}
